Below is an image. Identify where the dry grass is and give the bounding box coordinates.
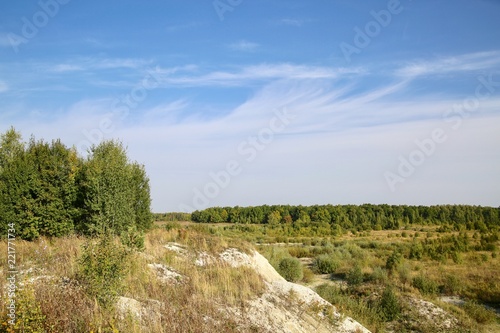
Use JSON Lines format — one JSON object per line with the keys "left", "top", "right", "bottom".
{"left": 0, "top": 227, "right": 266, "bottom": 333}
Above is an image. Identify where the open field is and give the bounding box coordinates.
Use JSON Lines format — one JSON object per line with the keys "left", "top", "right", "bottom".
{"left": 1, "top": 219, "right": 498, "bottom": 332}
{"left": 156, "top": 220, "right": 500, "bottom": 332}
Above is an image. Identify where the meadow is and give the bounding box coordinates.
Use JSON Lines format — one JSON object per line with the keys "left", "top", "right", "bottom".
{"left": 163, "top": 219, "right": 500, "bottom": 333}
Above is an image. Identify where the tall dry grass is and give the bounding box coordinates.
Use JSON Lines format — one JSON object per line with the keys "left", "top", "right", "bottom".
{"left": 1, "top": 227, "right": 265, "bottom": 333}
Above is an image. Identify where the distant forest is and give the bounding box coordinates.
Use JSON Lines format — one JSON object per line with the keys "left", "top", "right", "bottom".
{"left": 189, "top": 204, "right": 500, "bottom": 233}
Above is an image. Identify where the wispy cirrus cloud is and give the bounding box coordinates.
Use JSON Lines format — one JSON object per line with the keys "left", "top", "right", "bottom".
{"left": 229, "top": 40, "right": 260, "bottom": 52}
{"left": 51, "top": 64, "right": 85, "bottom": 72}
{"left": 152, "top": 63, "right": 364, "bottom": 87}
{"left": 45, "top": 57, "right": 153, "bottom": 73}
{"left": 396, "top": 51, "right": 500, "bottom": 78}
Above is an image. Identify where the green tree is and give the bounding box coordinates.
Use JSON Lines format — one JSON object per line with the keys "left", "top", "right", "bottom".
{"left": 130, "top": 162, "right": 152, "bottom": 231}
{"left": 77, "top": 140, "right": 151, "bottom": 235}
{"left": 0, "top": 127, "right": 24, "bottom": 171}
{"left": 25, "top": 138, "right": 80, "bottom": 237}
{"left": 268, "top": 210, "right": 282, "bottom": 225}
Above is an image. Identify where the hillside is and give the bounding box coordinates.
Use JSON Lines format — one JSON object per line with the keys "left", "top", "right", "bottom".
{"left": 0, "top": 227, "right": 369, "bottom": 333}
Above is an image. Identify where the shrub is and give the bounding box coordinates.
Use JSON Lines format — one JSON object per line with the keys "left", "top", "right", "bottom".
{"left": 120, "top": 225, "right": 145, "bottom": 251}
{"left": 385, "top": 250, "right": 403, "bottom": 272}
{"left": 409, "top": 241, "right": 424, "bottom": 260}
{"left": 378, "top": 286, "right": 401, "bottom": 321}
{"left": 462, "top": 301, "right": 497, "bottom": 324}
{"left": 77, "top": 233, "right": 129, "bottom": 307}
{"left": 441, "top": 274, "right": 462, "bottom": 295}
{"left": 370, "top": 266, "right": 388, "bottom": 285}
{"left": 163, "top": 221, "right": 181, "bottom": 231}
{"left": 396, "top": 263, "right": 411, "bottom": 286}
{"left": 346, "top": 265, "right": 364, "bottom": 286}
{"left": 412, "top": 274, "right": 439, "bottom": 295}
{"left": 312, "top": 254, "right": 340, "bottom": 274}
{"left": 450, "top": 250, "right": 463, "bottom": 264}
{"left": 2, "top": 285, "right": 45, "bottom": 333}
{"left": 287, "top": 247, "right": 311, "bottom": 258}
{"left": 278, "top": 257, "right": 303, "bottom": 282}
{"left": 301, "top": 267, "right": 315, "bottom": 284}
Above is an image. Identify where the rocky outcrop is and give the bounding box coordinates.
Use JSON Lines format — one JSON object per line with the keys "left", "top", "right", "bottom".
{"left": 222, "top": 249, "right": 371, "bottom": 333}
{"left": 118, "top": 245, "right": 371, "bottom": 333}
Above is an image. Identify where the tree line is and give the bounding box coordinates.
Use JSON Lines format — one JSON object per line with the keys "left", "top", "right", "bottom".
{"left": 191, "top": 204, "right": 500, "bottom": 232}
{"left": 0, "top": 127, "right": 152, "bottom": 240}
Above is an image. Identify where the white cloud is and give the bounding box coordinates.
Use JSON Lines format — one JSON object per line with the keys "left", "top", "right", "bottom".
{"left": 51, "top": 64, "right": 84, "bottom": 72}
{"left": 152, "top": 63, "right": 363, "bottom": 87}
{"left": 2, "top": 54, "right": 500, "bottom": 211}
{"left": 45, "top": 57, "right": 152, "bottom": 73}
{"left": 229, "top": 40, "right": 260, "bottom": 52}
{"left": 396, "top": 51, "right": 500, "bottom": 78}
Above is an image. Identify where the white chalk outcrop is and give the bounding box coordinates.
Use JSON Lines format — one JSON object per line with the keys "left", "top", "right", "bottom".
{"left": 222, "top": 248, "right": 371, "bottom": 333}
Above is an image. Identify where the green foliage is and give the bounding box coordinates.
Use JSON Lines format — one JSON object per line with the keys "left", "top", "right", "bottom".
{"left": 154, "top": 212, "right": 191, "bottom": 221}
{"left": 412, "top": 274, "right": 439, "bottom": 295}
{"left": 77, "top": 233, "right": 129, "bottom": 307}
{"left": 461, "top": 301, "right": 498, "bottom": 325}
{"left": 78, "top": 141, "right": 136, "bottom": 235}
{"left": 441, "top": 274, "right": 462, "bottom": 295}
{"left": 0, "top": 132, "right": 80, "bottom": 239}
{"left": 0, "top": 129, "right": 152, "bottom": 240}
{"left": 346, "top": 265, "right": 364, "bottom": 286}
{"left": 409, "top": 240, "right": 424, "bottom": 259}
{"left": 130, "top": 163, "right": 153, "bottom": 231}
{"left": 315, "top": 284, "right": 384, "bottom": 332}
{"left": 378, "top": 286, "right": 401, "bottom": 321}
{"left": 370, "top": 266, "right": 389, "bottom": 285}
{"left": 1, "top": 286, "right": 46, "bottom": 333}
{"left": 277, "top": 257, "right": 303, "bottom": 282}
{"left": 190, "top": 203, "right": 500, "bottom": 233}
{"left": 120, "top": 225, "right": 145, "bottom": 251}
{"left": 267, "top": 210, "right": 281, "bottom": 225}
{"left": 312, "top": 254, "right": 339, "bottom": 274}
{"left": 385, "top": 250, "right": 403, "bottom": 272}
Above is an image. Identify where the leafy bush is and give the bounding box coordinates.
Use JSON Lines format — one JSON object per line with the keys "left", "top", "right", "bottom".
{"left": 370, "top": 266, "right": 388, "bottom": 285}
{"left": 346, "top": 265, "right": 364, "bottom": 286}
{"left": 441, "top": 274, "right": 462, "bottom": 295}
{"left": 385, "top": 250, "right": 403, "bottom": 272}
{"left": 287, "top": 247, "right": 312, "bottom": 258}
{"left": 120, "top": 225, "right": 145, "bottom": 251}
{"left": 301, "top": 267, "right": 315, "bottom": 283}
{"left": 77, "top": 233, "right": 129, "bottom": 306}
{"left": 312, "top": 254, "right": 339, "bottom": 274}
{"left": 409, "top": 241, "right": 424, "bottom": 260}
{"left": 1, "top": 285, "right": 45, "bottom": 333}
{"left": 278, "top": 257, "right": 303, "bottom": 282}
{"left": 378, "top": 286, "right": 401, "bottom": 321}
{"left": 412, "top": 274, "right": 439, "bottom": 295}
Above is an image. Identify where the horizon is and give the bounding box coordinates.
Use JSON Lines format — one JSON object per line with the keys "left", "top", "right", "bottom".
{"left": 154, "top": 202, "right": 500, "bottom": 215}
{"left": 1, "top": 1, "right": 500, "bottom": 212}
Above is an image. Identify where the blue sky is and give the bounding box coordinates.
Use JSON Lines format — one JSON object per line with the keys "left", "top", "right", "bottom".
{"left": 1, "top": 0, "right": 500, "bottom": 212}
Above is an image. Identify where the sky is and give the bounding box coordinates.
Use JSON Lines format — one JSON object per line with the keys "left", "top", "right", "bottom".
{"left": 1, "top": 0, "right": 500, "bottom": 212}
